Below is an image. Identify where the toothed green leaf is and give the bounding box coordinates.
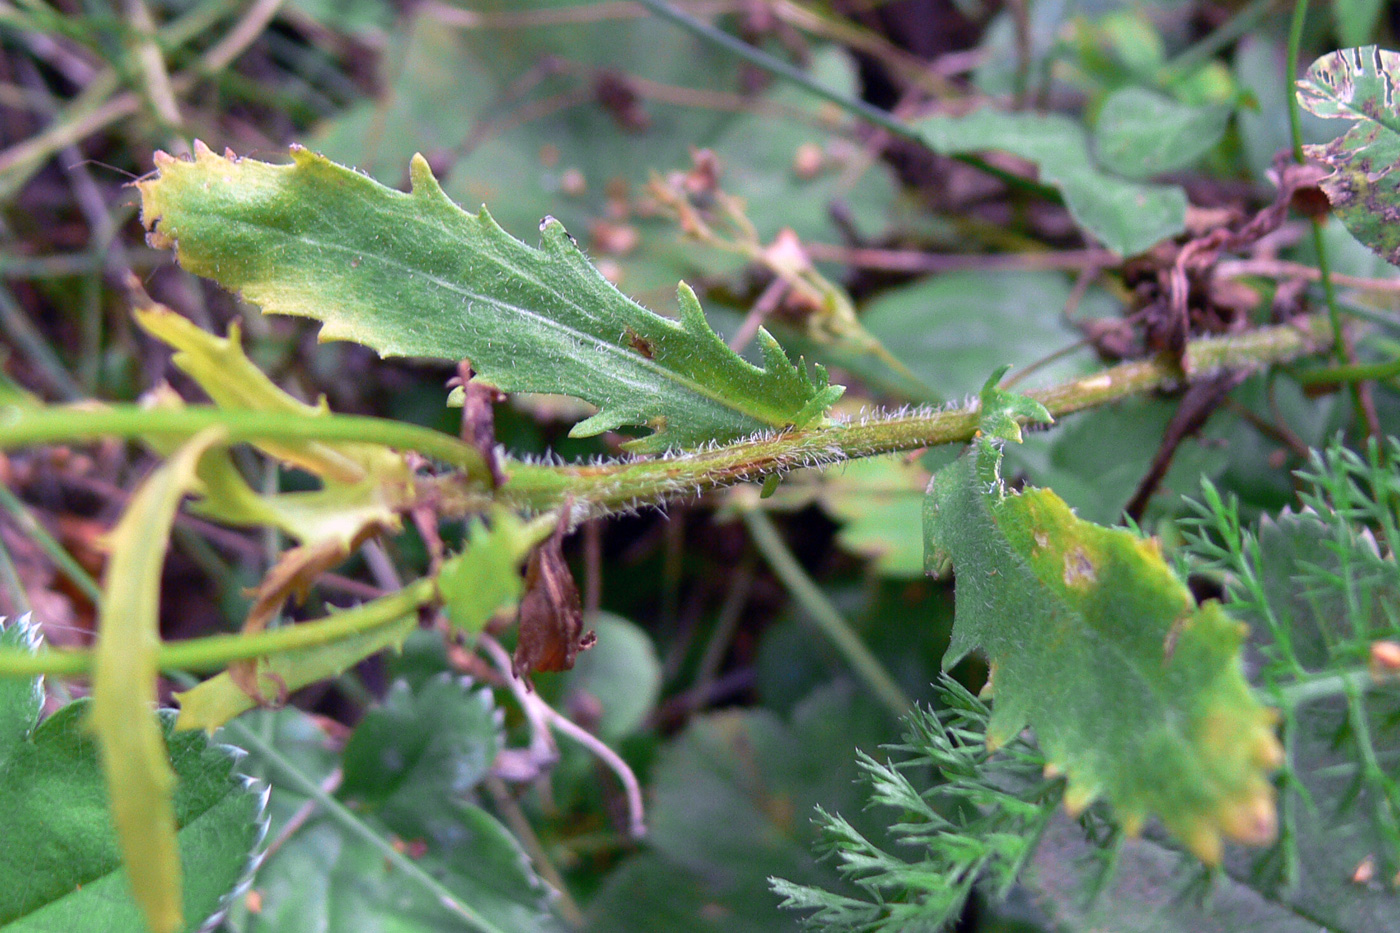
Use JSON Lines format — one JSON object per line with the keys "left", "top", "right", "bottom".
{"left": 976, "top": 365, "right": 1053, "bottom": 445}
{"left": 0, "top": 618, "right": 264, "bottom": 933}
{"left": 924, "top": 434, "right": 1282, "bottom": 864}
{"left": 138, "top": 145, "right": 842, "bottom": 453}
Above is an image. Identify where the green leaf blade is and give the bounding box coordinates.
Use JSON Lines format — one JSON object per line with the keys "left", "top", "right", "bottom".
{"left": 138, "top": 144, "right": 839, "bottom": 452}
{"left": 1298, "top": 46, "right": 1400, "bottom": 266}
{"left": 914, "top": 109, "right": 1187, "bottom": 257}
{"left": 0, "top": 679, "right": 263, "bottom": 933}
{"left": 246, "top": 705, "right": 554, "bottom": 933}
{"left": 1094, "top": 88, "right": 1232, "bottom": 179}
{"left": 0, "top": 616, "right": 42, "bottom": 773}
{"left": 926, "top": 444, "right": 1282, "bottom": 864}
{"left": 339, "top": 674, "right": 501, "bottom": 817}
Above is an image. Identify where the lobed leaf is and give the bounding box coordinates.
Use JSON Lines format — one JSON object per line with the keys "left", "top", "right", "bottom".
{"left": 924, "top": 389, "right": 1282, "bottom": 864}
{"left": 135, "top": 303, "right": 417, "bottom": 486}
{"left": 437, "top": 511, "right": 544, "bottom": 644}
{"left": 915, "top": 109, "right": 1187, "bottom": 257}
{"left": 338, "top": 674, "right": 500, "bottom": 821}
{"left": 587, "top": 684, "right": 895, "bottom": 930}
{"left": 137, "top": 143, "right": 843, "bottom": 453}
{"left": 1297, "top": 46, "right": 1400, "bottom": 266}
{"left": 91, "top": 429, "right": 224, "bottom": 933}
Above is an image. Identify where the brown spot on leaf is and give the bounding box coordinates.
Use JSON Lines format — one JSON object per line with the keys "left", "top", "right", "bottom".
{"left": 625, "top": 327, "right": 654, "bottom": 359}
{"left": 1063, "top": 547, "right": 1096, "bottom": 586}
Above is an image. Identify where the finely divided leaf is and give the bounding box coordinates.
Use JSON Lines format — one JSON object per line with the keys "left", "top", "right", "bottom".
{"left": 925, "top": 435, "right": 1281, "bottom": 864}
{"left": 1297, "top": 46, "right": 1400, "bottom": 266}
{"left": 138, "top": 143, "right": 843, "bottom": 453}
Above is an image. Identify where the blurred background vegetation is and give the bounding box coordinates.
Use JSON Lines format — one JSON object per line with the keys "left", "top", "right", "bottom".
{"left": 1, "top": 1, "right": 1398, "bottom": 930}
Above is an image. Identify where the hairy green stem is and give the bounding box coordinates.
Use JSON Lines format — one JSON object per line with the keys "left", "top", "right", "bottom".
{"left": 0, "top": 579, "right": 434, "bottom": 677}
{"left": 742, "top": 509, "right": 912, "bottom": 718}
{"left": 0, "top": 405, "right": 488, "bottom": 479}
{"left": 0, "top": 315, "right": 1334, "bottom": 681}
{"left": 478, "top": 316, "right": 1332, "bottom": 517}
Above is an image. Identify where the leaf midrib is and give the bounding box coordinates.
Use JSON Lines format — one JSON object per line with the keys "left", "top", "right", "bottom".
{"left": 204, "top": 208, "right": 793, "bottom": 433}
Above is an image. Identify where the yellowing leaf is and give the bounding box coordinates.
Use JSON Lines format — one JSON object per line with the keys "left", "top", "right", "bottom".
{"left": 924, "top": 388, "right": 1281, "bottom": 864}
{"left": 90, "top": 427, "right": 224, "bottom": 933}
{"left": 135, "top": 302, "right": 414, "bottom": 485}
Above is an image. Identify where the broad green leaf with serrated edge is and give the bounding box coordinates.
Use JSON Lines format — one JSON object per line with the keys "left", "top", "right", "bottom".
{"left": 339, "top": 674, "right": 499, "bottom": 820}
{"left": 915, "top": 109, "right": 1187, "bottom": 257}
{"left": 92, "top": 428, "right": 224, "bottom": 933}
{"left": 0, "top": 616, "right": 41, "bottom": 770}
{"left": 923, "top": 385, "right": 1281, "bottom": 865}
{"left": 587, "top": 684, "right": 894, "bottom": 931}
{"left": 1094, "top": 87, "right": 1232, "bottom": 179}
{"left": 247, "top": 706, "right": 554, "bottom": 933}
{"left": 137, "top": 144, "right": 843, "bottom": 453}
{"left": 1297, "top": 46, "right": 1400, "bottom": 266}
{"left": 0, "top": 618, "right": 263, "bottom": 933}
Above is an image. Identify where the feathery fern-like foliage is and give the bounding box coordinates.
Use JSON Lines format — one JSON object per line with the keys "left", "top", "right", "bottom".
{"left": 778, "top": 440, "right": 1400, "bottom": 930}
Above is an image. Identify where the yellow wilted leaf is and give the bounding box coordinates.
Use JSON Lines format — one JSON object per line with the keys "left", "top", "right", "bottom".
{"left": 90, "top": 427, "right": 224, "bottom": 933}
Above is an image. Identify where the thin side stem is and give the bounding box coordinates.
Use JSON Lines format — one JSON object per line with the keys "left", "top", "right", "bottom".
{"left": 0, "top": 480, "right": 104, "bottom": 606}
{"left": 742, "top": 508, "right": 912, "bottom": 718}
{"left": 1293, "top": 356, "right": 1400, "bottom": 386}
{"left": 1273, "top": 667, "right": 1372, "bottom": 708}
{"left": 0, "top": 578, "right": 434, "bottom": 677}
{"left": 0, "top": 405, "right": 489, "bottom": 479}
{"left": 1285, "top": 0, "right": 1368, "bottom": 437}
{"left": 1160, "top": 0, "right": 1277, "bottom": 82}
